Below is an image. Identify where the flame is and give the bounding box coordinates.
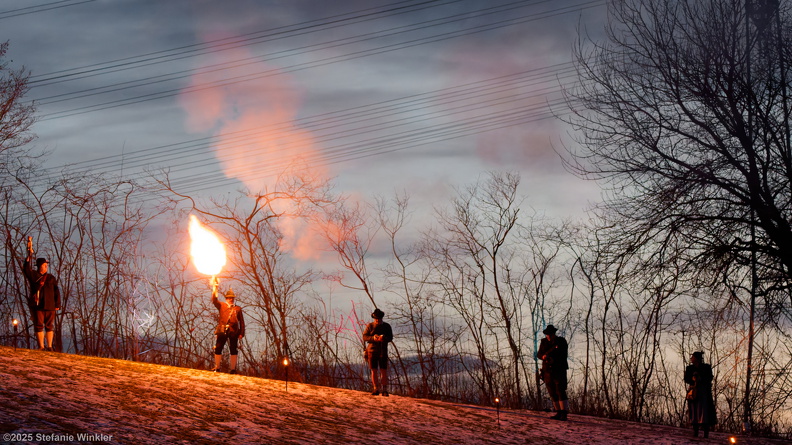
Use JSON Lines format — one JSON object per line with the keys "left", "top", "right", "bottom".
{"left": 188, "top": 215, "right": 227, "bottom": 276}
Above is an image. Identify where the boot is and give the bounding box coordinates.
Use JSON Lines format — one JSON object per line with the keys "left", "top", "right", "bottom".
{"left": 45, "top": 332, "right": 55, "bottom": 351}
{"left": 703, "top": 425, "right": 709, "bottom": 439}
{"left": 380, "top": 369, "right": 389, "bottom": 396}
{"left": 558, "top": 400, "right": 569, "bottom": 421}
{"left": 692, "top": 423, "right": 699, "bottom": 437}
{"left": 370, "top": 370, "right": 379, "bottom": 395}
{"left": 229, "top": 355, "right": 238, "bottom": 374}
{"left": 549, "top": 401, "right": 560, "bottom": 419}
{"left": 211, "top": 354, "right": 222, "bottom": 372}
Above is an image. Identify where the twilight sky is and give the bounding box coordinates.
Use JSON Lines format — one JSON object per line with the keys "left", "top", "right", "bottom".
{"left": 3, "top": 0, "right": 608, "bottom": 224}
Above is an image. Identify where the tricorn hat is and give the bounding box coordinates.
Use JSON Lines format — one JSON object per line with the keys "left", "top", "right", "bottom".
{"left": 542, "top": 325, "right": 558, "bottom": 335}
{"left": 371, "top": 308, "right": 385, "bottom": 319}
{"left": 224, "top": 289, "right": 236, "bottom": 299}
{"left": 35, "top": 258, "right": 49, "bottom": 267}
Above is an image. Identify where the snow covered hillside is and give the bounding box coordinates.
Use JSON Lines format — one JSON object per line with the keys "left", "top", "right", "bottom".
{"left": 0, "top": 347, "right": 786, "bottom": 445}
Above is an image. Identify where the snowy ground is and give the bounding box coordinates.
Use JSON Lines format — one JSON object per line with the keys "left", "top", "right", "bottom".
{"left": 0, "top": 346, "right": 788, "bottom": 445}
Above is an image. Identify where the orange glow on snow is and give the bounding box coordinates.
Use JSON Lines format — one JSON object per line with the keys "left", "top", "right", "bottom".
{"left": 188, "top": 215, "right": 227, "bottom": 276}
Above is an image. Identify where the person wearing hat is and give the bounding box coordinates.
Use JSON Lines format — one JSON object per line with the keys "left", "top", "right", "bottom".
{"left": 537, "top": 324, "right": 569, "bottom": 420}
{"left": 21, "top": 244, "right": 61, "bottom": 351}
{"left": 684, "top": 351, "right": 716, "bottom": 438}
{"left": 211, "top": 281, "right": 245, "bottom": 374}
{"left": 362, "top": 308, "right": 393, "bottom": 396}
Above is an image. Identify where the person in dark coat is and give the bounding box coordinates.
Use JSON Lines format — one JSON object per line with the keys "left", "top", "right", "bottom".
{"left": 537, "top": 324, "right": 569, "bottom": 420}
{"left": 211, "top": 283, "right": 245, "bottom": 374}
{"left": 362, "top": 308, "right": 393, "bottom": 396}
{"left": 685, "top": 351, "right": 717, "bottom": 438}
{"left": 21, "top": 247, "right": 61, "bottom": 351}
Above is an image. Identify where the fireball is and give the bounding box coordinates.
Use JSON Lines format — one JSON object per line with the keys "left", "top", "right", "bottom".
{"left": 188, "top": 214, "right": 226, "bottom": 276}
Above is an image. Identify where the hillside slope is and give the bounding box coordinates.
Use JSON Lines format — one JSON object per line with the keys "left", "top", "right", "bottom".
{"left": 0, "top": 347, "right": 785, "bottom": 445}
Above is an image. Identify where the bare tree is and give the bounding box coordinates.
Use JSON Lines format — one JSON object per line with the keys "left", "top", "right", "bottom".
{"left": 0, "top": 41, "right": 35, "bottom": 157}
{"left": 420, "top": 171, "right": 563, "bottom": 408}
{"left": 566, "top": 0, "right": 792, "bottom": 294}
{"left": 565, "top": 0, "right": 792, "bottom": 429}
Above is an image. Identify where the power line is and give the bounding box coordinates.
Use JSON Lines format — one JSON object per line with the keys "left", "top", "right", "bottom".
{"left": 0, "top": 0, "right": 95, "bottom": 20}
{"left": 27, "top": 0, "right": 461, "bottom": 84}
{"left": 54, "top": 63, "right": 577, "bottom": 175}
{"left": 15, "top": 0, "right": 597, "bottom": 203}
{"left": 33, "top": 0, "right": 602, "bottom": 120}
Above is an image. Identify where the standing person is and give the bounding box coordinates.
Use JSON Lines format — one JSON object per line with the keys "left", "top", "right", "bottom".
{"left": 537, "top": 324, "right": 569, "bottom": 421}
{"left": 211, "top": 282, "right": 245, "bottom": 374}
{"left": 363, "top": 308, "right": 393, "bottom": 396}
{"left": 685, "top": 351, "right": 717, "bottom": 438}
{"left": 21, "top": 238, "right": 61, "bottom": 351}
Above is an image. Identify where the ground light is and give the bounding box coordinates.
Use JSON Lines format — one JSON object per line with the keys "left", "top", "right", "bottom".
{"left": 12, "top": 319, "right": 18, "bottom": 349}
{"left": 494, "top": 397, "right": 500, "bottom": 425}
{"left": 729, "top": 437, "right": 737, "bottom": 444}
{"left": 283, "top": 358, "right": 290, "bottom": 391}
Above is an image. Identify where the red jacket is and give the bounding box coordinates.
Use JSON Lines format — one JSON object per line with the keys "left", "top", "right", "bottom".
{"left": 212, "top": 294, "right": 245, "bottom": 337}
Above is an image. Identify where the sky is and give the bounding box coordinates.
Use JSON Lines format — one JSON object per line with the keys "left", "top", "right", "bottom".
{"left": 2, "top": 0, "right": 608, "bottom": 228}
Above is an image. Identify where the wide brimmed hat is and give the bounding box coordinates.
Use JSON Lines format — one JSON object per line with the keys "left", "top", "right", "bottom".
{"left": 371, "top": 308, "right": 385, "bottom": 319}
{"left": 36, "top": 258, "right": 49, "bottom": 267}
{"left": 542, "top": 325, "right": 558, "bottom": 335}
{"left": 224, "top": 289, "right": 236, "bottom": 299}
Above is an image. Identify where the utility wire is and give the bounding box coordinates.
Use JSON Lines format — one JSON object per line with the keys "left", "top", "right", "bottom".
{"left": 16, "top": 0, "right": 597, "bottom": 202}
{"left": 0, "top": 0, "right": 94, "bottom": 20}
{"left": 27, "top": 0, "right": 460, "bottom": 84}
{"left": 33, "top": 0, "right": 602, "bottom": 120}
{"left": 33, "top": 0, "right": 532, "bottom": 103}
{"left": 50, "top": 63, "right": 578, "bottom": 176}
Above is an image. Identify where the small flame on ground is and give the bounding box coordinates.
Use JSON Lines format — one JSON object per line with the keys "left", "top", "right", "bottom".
{"left": 188, "top": 215, "right": 227, "bottom": 276}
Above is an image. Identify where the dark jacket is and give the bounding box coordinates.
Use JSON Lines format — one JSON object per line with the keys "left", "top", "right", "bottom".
{"left": 363, "top": 321, "right": 393, "bottom": 358}
{"left": 684, "top": 363, "right": 714, "bottom": 401}
{"left": 22, "top": 260, "right": 61, "bottom": 311}
{"left": 212, "top": 294, "right": 245, "bottom": 337}
{"left": 537, "top": 335, "right": 568, "bottom": 376}
{"left": 685, "top": 362, "right": 717, "bottom": 425}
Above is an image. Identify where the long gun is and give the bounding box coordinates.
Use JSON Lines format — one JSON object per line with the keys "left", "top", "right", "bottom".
{"left": 26, "top": 236, "right": 34, "bottom": 267}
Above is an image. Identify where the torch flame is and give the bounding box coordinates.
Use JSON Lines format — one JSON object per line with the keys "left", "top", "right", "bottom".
{"left": 188, "top": 215, "right": 227, "bottom": 276}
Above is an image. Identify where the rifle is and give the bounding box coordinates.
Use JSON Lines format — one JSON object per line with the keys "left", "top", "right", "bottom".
{"left": 26, "top": 236, "right": 34, "bottom": 265}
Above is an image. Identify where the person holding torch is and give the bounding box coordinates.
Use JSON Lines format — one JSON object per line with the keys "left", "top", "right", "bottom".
{"left": 211, "top": 279, "right": 245, "bottom": 374}
{"left": 187, "top": 215, "right": 243, "bottom": 374}
{"left": 21, "top": 237, "right": 61, "bottom": 351}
